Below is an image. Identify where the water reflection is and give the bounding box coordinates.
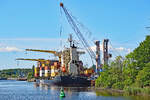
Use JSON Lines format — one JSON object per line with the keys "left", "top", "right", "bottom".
{"left": 34, "top": 83, "right": 150, "bottom": 100}
{"left": 0, "top": 81, "right": 149, "bottom": 100}
{"left": 95, "top": 90, "right": 124, "bottom": 97}
{"left": 34, "top": 82, "right": 92, "bottom": 92}
{"left": 34, "top": 83, "right": 97, "bottom": 99}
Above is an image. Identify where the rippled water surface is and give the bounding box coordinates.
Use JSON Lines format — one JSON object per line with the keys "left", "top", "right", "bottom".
{"left": 0, "top": 80, "right": 149, "bottom": 100}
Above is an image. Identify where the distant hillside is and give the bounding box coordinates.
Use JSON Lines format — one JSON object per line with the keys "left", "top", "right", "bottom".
{"left": 0, "top": 68, "right": 33, "bottom": 78}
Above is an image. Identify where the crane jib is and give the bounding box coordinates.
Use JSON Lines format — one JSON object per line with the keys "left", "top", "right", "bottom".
{"left": 60, "top": 4, "right": 96, "bottom": 63}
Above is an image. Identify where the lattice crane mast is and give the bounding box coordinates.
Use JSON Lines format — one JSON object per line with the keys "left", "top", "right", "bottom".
{"left": 60, "top": 3, "right": 96, "bottom": 63}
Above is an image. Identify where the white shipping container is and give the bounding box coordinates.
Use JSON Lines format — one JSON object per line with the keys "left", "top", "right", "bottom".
{"left": 45, "top": 70, "right": 50, "bottom": 74}
{"left": 40, "top": 70, "right": 45, "bottom": 77}
{"left": 51, "top": 69, "right": 58, "bottom": 73}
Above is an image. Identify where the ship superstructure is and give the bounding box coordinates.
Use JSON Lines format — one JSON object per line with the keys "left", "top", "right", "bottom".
{"left": 67, "top": 34, "right": 85, "bottom": 76}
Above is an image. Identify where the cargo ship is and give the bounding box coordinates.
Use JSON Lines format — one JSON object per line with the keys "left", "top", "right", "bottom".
{"left": 16, "top": 34, "right": 94, "bottom": 87}
{"left": 35, "top": 34, "right": 92, "bottom": 87}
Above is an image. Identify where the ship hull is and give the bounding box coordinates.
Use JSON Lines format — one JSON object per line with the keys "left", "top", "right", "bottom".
{"left": 37, "top": 76, "right": 91, "bottom": 87}
{"left": 51, "top": 76, "right": 91, "bottom": 87}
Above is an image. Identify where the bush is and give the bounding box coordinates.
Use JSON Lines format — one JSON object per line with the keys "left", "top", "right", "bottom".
{"left": 136, "top": 63, "right": 150, "bottom": 87}
{"left": 112, "top": 82, "right": 124, "bottom": 90}
{"left": 124, "top": 86, "right": 143, "bottom": 95}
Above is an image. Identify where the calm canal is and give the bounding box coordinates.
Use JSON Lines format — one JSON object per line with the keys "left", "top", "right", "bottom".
{"left": 0, "top": 80, "right": 149, "bottom": 100}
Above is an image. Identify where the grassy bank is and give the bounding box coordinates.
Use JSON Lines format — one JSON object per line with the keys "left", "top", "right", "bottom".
{"left": 94, "top": 88, "right": 150, "bottom": 100}
{"left": 124, "top": 87, "right": 150, "bottom": 95}
{"left": 94, "top": 86, "right": 150, "bottom": 96}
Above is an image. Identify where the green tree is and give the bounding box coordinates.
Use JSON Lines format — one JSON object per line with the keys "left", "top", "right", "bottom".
{"left": 96, "top": 56, "right": 125, "bottom": 89}
{"left": 136, "top": 62, "right": 150, "bottom": 87}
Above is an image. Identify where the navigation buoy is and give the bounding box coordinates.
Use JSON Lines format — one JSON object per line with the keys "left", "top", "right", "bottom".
{"left": 60, "top": 87, "right": 65, "bottom": 98}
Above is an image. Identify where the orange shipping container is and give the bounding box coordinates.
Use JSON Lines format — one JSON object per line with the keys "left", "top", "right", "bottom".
{"left": 34, "top": 73, "right": 39, "bottom": 77}
{"left": 45, "top": 66, "right": 50, "bottom": 70}
{"left": 54, "top": 62, "right": 58, "bottom": 66}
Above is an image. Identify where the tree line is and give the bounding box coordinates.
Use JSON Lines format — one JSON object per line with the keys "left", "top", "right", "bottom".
{"left": 0, "top": 68, "right": 33, "bottom": 78}
{"left": 96, "top": 35, "right": 150, "bottom": 95}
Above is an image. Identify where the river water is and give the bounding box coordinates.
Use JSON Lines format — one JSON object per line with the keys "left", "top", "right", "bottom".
{"left": 0, "top": 80, "right": 149, "bottom": 100}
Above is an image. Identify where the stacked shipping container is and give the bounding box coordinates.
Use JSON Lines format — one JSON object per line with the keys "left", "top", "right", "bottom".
{"left": 34, "top": 61, "right": 60, "bottom": 78}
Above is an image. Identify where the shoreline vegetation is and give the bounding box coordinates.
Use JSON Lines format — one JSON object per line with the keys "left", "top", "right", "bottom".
{"left": 94, "top": 87, "right": 150, "bottom": 96}
{"left": 95, "top": 35, "right": 150, "bottom": 96}
{"left": 0, "top": 68, "right": 34, "bottom": 81}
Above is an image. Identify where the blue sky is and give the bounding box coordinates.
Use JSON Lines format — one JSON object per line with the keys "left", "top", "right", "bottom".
{"left": 0, "top": 0, "right": 150, "bottom": 69}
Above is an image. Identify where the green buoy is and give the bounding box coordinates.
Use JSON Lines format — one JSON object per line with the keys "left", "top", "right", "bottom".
{"left": 60, "top": 87, "right": 65, "bottom": 98}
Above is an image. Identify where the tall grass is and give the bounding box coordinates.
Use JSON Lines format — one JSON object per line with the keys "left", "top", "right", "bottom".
{"left": 124, "top": 87, "right": 150, "bottom": 95}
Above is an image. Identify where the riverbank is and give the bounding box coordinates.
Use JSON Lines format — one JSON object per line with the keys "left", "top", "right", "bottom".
{"left": 93, "top": 87, "right": 150, "bottom": 96}
{"left": 27, "top": 78, "right": 36, "bottom": 82}
{"left": 0, "top": 77, "right": 35, "bottom": 82}
{"left": 7, "top": 78, "right": 27, "bottom": 81}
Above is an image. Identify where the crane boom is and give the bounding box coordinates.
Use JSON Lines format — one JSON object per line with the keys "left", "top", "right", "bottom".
{"left": 16, "top": 58, "right": 50, "bottom": 62}
{"left": 25, "top": 49, "right": 62, "bottom": 62}
{"left": 60, "top": 3, "right": 96, "bottom": 62}
{"left": 26, "top": 49, "right": 57, "bottom": 54}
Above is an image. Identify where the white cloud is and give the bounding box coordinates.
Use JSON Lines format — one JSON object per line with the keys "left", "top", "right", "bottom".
{"left": 115, "top": 47, "right": 124, "bottom": 51}
{"left": 90, "top": 45, "right": 131, "bottom": 54}
{"left": 0, "top": 46, "right": 22, "bottom": 52}
{"left": 113, "top": 47, "right": 131, "bottom": 53}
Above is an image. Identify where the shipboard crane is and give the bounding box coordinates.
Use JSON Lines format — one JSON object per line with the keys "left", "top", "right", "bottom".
{"left": 16, "top": 58, "right": 50, "bottom": 62}
{"left": 15, "top": 58, "right": 59, "bottom": 68}
{"left": 15, "top": 58, "right": 59, "bottom": 66}
{"left": 15, "top": 58, "right": 52, "bottom": 67}
{"left": 60, "top": 3, "right": 96, "bottom": 64}
{"left": 25, "top": 49, "right": 62, "bottom": 63}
